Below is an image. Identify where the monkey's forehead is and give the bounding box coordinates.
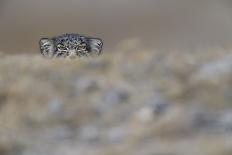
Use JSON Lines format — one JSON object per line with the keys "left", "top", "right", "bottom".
{"left": 53, "top": 34, "right": 88, "bottom": 44}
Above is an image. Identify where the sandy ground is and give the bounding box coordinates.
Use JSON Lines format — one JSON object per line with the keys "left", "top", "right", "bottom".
{"left": 0, "top": 40, "right": 232, "bottom": 155}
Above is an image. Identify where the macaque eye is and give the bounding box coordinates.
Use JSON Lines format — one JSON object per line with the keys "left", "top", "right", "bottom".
{"left": 57, "top": 44, "right": 68, "bottom": 51}
{"left": 79, "top": 43, "right": 87, "bottom": 49}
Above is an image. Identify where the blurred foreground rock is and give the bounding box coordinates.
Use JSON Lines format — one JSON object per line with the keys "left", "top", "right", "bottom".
{"left": 0, "top": 42, "right": 232, "bottom": 155}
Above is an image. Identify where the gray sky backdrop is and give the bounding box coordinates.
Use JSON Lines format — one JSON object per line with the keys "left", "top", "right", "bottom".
{"left": 1, "top": 0, "right": 232, "bottom": 53}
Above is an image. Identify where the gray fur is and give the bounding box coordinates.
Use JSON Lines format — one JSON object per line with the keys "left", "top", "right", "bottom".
{"left": 39, "top": 34, "right": 103, "bottom": 59}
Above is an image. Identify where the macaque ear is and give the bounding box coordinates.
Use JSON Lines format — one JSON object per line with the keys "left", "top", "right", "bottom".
{"left": 39, "top": 38, "right": 55, "bottom": 58}
{"left": 88, "top": 38, "right": 103, "bottom": 56}
{"left": 39, "top": 38, "right": 50, "bottom": 45}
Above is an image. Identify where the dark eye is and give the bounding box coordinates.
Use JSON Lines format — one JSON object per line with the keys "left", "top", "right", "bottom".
{"left": 79, "top": 43, "right": 87, "bottom": 49}
{"left": 57, "top": 44, "right": 68, "bottom": 51}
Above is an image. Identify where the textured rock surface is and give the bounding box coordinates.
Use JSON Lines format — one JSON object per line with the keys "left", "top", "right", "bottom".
{"left": 0, "top": 42, "right": 232, "bottom": 155}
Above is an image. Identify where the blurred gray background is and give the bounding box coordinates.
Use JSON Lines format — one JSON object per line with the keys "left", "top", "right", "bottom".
{"left": 1, "top": 0, "right": 232, "bottom": 53}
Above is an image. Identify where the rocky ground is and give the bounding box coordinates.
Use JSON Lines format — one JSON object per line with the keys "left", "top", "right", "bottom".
{"left": 0, "top": 40, "right": 232, "bottom": 155}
